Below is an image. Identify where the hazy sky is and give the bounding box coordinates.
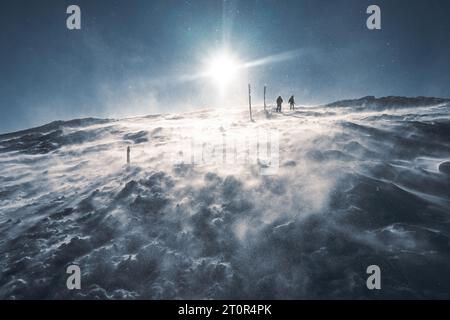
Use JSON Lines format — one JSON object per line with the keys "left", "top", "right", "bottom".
{"left": 1, "top": 0, "right": 450, "bottom": 133}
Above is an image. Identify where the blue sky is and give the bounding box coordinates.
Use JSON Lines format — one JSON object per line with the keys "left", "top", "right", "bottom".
{"left": 1, "top": 0, "right": 450, "bottom": 133}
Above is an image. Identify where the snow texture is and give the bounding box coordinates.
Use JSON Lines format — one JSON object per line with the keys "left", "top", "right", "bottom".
{"left": 1, "top": 97, "right": 450, "bottom": 299}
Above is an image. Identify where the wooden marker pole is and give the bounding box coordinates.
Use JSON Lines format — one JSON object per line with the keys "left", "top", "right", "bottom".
{"left": 248, "top": 84, "right": 253, "bottom": 121}
{"left": 264, "top": 85, "right": 267, "bottom": 110}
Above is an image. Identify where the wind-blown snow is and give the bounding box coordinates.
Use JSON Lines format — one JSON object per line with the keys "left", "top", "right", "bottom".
{"left": 0, "top": 97, "right": 450, "bottom": 299}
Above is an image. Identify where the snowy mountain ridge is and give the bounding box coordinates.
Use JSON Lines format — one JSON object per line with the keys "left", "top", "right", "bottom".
{"left": 326, "top": 95, "right": 450, "bottom": 110}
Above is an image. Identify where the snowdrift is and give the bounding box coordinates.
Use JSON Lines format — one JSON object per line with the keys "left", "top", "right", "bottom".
{"left": 0, "top": 97, "right": 449, "bottom": 299}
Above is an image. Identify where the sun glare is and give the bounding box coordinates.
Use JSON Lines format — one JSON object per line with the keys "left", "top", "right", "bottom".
{"left": 205, "top": 52, "right": 240, "bottom": 90}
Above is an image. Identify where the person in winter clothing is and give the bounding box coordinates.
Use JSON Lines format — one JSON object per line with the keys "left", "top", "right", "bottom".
{"left": 289, "top": 95, "right": 295, "bottom": 110}
{"left": 276, "top": 96, "right": 283, "bottom": 112}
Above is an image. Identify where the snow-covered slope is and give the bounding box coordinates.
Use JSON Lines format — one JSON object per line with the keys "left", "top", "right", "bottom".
{"left": 1, "top": 97, "right": 450, "bottom": 299}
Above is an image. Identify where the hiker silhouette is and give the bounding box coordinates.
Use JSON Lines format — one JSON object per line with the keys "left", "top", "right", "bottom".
{"left": 289, "top": 95, "right": 295, "bottom": 110}
{"left": 276, "top": 96, "right": 283, "bottom": 113}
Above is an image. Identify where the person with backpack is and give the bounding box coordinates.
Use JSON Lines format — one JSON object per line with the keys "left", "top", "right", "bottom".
{"left": 276, "top": 96, "right": 283, "bottom": 112}
{"left": 289, "top": 95, "right": 295, "bottom": 110}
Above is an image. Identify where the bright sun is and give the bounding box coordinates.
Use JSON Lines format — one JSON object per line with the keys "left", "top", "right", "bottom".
{"left": 205, "top": 52, "right": 240, "bottom": 90}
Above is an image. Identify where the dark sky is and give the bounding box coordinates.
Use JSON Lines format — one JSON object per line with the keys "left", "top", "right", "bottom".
{"left": 1, "top": 0, "right": 450, "bottom": 133}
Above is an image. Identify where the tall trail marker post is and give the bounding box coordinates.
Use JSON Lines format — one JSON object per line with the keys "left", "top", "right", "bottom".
{"left": 248, "top": 84, "right": 253, "bottom": 121}
{"left": 264, "top": 85, "right": 267, "bottom": 110}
